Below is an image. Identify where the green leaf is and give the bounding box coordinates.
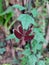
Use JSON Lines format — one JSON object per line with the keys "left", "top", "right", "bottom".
{"left": 6, "top": 34, "right": 19, "bottom": 43}
{"left": 33, "top": 28, "right": 42, "bottom": 33}
{"left": 0, "top": 0, "right": 4, "bottom": 25}
{"left": 12, "top": 4, "right": 26, "bottom": 11}
{"left": 37, "top": 60, "right": 45, "bottom": 65}
{"left": 0, "top": 7, "right": 13, "bottom": 16}
{"left": 0, "top": 4, "right": 25, "bottom": 16}
{"left": 34, "top": 32, "right": 45, "bottom": 43}
{"left": 37, "top": 52, "right": 42, "bottom": 59}
{"left": 31, "top": 8, "right": 38, "bottom": 17}
{"left": 0, "top": 48, "right": 6, "bottom": 54}
{"left": 37, "top": 43, "right": 42, "bottom": 50}
{"left": 6, "top": 34, "right": 15, "bottom": 40}
{"left": 45, "top": 57, "right": 49, "bottom": 64}
{"left": 21, "top": 56, "right": 28, "bottom": 65}
{"left": 28, "top": 55, "right": 37, "bottom": 65}
{"left": 0, "top": 0, "right": 3, "bottom": 13}
{"left": 4, "top": 13, "right": 13, "bottom": 27}
{"left": 0, "top": 42, "right": 6, "bottom": 47}
{"left": 32, "top": 42, "right": 42, "bottom": 54}
{"left": 22, "top": 48, "right": 31, "bottom": 56}
{"left": 17, "top": 14, "right": 37, "bottom": 29}
{"left": 33, "top": 28, "right": 45, "bottom": 43}
{"left": 0, "top": 16, "right": 5, "bottom": 25}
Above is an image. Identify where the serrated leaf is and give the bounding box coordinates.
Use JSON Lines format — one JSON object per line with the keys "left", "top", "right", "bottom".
{"left": 37, "top": 52, "right": 42, "bottom": 59}
{"left": 22, "top": 48, "right": 31, "bottom": 56}
{"left": 31, "top": 8, "right": 38, "bottom": 17}
{"left": 34, "top": 32, "right": 45, "bottom": 43}
{"left": 33, "top": 28, "right": 45, "bottom": 43}
{"left": 37, "top": 60, "right": 45, "bottom": 65}
{"left": 28, "top": 55, "right": 37, "bottom": 65}
{"left": 33, "top": 42, "right": 42, "bottom": 54}
{"left": 17, "top": 14, "right": 37, "bottom": 29}
{"left": 45, "top": 57, "right": 49, "bottom": 64}
{"left": 21, "top": 56, "right": 28, "bottom": 65}
{"left": 33, "top": 28, "right": 42, "bottom": 33}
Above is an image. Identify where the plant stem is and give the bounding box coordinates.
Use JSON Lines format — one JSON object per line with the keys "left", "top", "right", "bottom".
{"left": 28, "top": 0, "right": 32, "bottom": 12}
{"left": 8, "top": 18, "right": 17, "bottom": 30}
{"left": 28, "top": 40, "right": 33, "bottom": 53}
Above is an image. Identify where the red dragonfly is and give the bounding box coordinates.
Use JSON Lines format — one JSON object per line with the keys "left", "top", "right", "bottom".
{"left": 13, "top": 24, "right": 34, "bottom": 47}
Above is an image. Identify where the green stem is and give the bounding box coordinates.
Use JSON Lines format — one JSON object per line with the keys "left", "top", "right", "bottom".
{"left": 28, "top": 0, "right": 32, "bottom": 12}
{"left": 8, "top": 18, "right": 17, "bottom": 30}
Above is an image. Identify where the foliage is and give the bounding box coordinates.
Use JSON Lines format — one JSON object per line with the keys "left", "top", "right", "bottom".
{"left": 31, "top": 8, "right": 38, "bottom": 17}
{"left": 0, "top": 4, "right": 25, "bottom": 28}
{"left": 0, "top": 0, "right": 5, "bottom": 26}
{"left": 0, "top": 0, "right": 3, "bottom": 13}
{"left": 17, "top": 14, "right": 37, "bottom": 29}
{"left": 0, "top": 48, "right": 6, "bottom": 54}
{"left": 6, "top": 33, "right": 19, "bottom": 43}
{"left": 45, "top": 57, "right": 49, "bottom": 65}
{"left": 0, "top": 0, "right": 49, "bottom": 65}
{"left": 0, "top": 42, "right": 6, "bottom": 54}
